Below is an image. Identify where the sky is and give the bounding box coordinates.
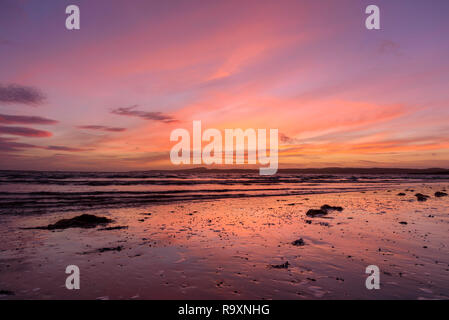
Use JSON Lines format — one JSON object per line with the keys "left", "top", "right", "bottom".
{"left": 0, "top": 0, "right": 449, "bottom": 171}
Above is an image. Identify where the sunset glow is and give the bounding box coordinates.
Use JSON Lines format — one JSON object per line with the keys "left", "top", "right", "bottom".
{"left": 1, "top": 0, "right": 448, "bottom": 170}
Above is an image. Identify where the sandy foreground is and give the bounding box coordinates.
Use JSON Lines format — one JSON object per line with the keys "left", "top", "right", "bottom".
{"left": 0, "top": 184, "right": 448, "bottom": 300}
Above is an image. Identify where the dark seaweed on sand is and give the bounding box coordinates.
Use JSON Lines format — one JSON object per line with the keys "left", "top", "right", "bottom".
{"left": 320, "top": 204, "right": 343, "bottom": 212}
{"left": 415, "top": 193, "right": 430, "bottom": 202}
{"left": 98, "top": 246, "right": 123, "bottom": 253}
{"left": 99, "top": 225, "right": 128, "bottom": 231}
{"left": 306, "top": 209, "right": 328, "bottom": 217}
{"left": 270, "top": 261, "right": 289, "bottom": 269}
{"left": 306, "top": 204, "right": 344, "bottom": 217}
{"left": 26, "top": 214, "right": 112, "bottom": 230}
{"left": 291, "top": 238, "right": 305, "bottom": 246}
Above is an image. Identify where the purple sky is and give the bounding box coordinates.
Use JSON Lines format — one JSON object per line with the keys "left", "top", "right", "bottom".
{"left": 1, "top": 0, "right": 449, "bottom": 170}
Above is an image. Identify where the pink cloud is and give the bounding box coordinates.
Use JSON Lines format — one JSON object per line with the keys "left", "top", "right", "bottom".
{"left": 0, "top": 113, "right": 58, "bottom": 125}
{"left": 77, "top": 125, "right": 126, "bottom": 132}
{"left": 0, "top": 125, "right": 52, "bottom": 137}
{"left": 0, "top": 84, "right": 45, "bottom": 105}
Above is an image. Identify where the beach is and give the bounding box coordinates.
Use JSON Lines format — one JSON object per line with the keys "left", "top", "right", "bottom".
{"left": 0, "top": 171, "right": 448, "bottom": 299}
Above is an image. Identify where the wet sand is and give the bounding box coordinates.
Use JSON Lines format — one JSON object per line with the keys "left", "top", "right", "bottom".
{"left": 1, "top": 184, "right": 448, "bottom": 300}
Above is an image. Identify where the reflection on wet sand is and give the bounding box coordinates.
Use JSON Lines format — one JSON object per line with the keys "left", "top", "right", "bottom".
{"left": 1, "top": 182, "right": 448, "bottom": 299}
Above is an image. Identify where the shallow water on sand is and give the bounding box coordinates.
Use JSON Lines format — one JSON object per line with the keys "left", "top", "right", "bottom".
{"left": 1, "top": 171, "right": 447, "bottom": 215}
{"left": 1, "top": 182, "right": 448, "bottom": 299}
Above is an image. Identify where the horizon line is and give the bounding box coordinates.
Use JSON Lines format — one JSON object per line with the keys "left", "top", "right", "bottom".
{"left": 1, "top": 167, "right": 449, "bottom": 174}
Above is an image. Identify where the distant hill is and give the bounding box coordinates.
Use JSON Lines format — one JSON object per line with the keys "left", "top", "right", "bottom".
{"left": 1, "top": 167, "right": 449, "bottom": 175}
{"left": 181, "top": 167, "right": 449, "bottom": 175}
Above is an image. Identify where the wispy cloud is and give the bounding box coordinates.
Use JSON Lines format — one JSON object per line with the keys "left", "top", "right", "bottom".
{"left": 45, "top": 145, "right": 89, "bottom": 152}
{"left": 111, "top": 106, "right": 177, "bottom": 123}
{"left": 77, "top": 125, "right": 126, "bottom": 132}
{"left": 0, "top": 125, "right": 52, "bottom": 137}
{"left": 0, "top": 137, "right": 88, "bottom": 153}
{"left": 0, "top": 137, "right": 37, "bottom": 152}
{"left": 0, "top": 113, "right": 58, "bottom": 125}
{"left": 0, "top": 84, "right": 45, "bottom": 105}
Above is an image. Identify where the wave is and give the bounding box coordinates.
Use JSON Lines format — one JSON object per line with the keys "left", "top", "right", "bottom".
{"left": 0, "top": 170, "right": 448, "bottom": 215}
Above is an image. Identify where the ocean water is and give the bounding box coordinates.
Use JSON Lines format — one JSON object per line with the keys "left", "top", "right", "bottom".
{"left": 1, "top": 170, "right": 448, "bottom": 215}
